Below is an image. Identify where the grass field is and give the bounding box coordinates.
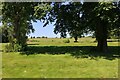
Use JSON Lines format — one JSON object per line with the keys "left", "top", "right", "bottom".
{"left": 1, "top": 37, "right": 120, "bottom": 78}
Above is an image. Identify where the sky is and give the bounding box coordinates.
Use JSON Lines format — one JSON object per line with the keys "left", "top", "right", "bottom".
{"left": 28, "top": 20, "right": 71, "bottom": 38}
{"left": 29, "top": 21, "right": 61, "bottom": 38}
{"left": 29, "top": 20, "right": 92, "bottom": 38}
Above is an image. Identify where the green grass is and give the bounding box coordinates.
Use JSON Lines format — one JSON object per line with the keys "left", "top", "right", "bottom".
{"left": 27, "top": 37, "right": 118, "bottom": 46}
{"left": 1, "top": 37, "right": 119, "bottom": 78}
{"left": 2, "top": 53, "right": 118, "bottom": 78}
{"left": 27, "top": 37, "right": 97, "bottom": 46}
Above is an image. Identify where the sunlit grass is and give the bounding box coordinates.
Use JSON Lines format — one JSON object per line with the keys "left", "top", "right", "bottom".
{"left": 2, "top": 53, "right": 118, "bottom": 78}
{"left": 1, "top": 37, "right": 119, "bottom": 78}
{"left": 27, "top": 37, "right": 118, "bottom": 46}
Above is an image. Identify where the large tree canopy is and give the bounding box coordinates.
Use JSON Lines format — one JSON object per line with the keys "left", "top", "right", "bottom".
{"left": 42, "top": 2, "right": 120, "bottom": 52}
{"left": 1, "top": 2, "right": 51, "bottom": 51}
{"left": 41, "top": 2, "right": 85, "bottom": 42}
{"left": 82, "top": 2, "right": 120, "bottom": 52}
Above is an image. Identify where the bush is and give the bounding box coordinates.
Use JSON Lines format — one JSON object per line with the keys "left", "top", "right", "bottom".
{"left": 4, "top": 43, "right": 23, "bottom": 52}
{"left": 63, "top": 39, "right": 70, "bottom": 43}
{"left": 4, "top": 44, "right": 13, "bottom": 52}
{"left": 13, "top": 44, "right": 22, "bottom": 52}
{"left": 52, "top": 40, "right": 54, "bottom": 42}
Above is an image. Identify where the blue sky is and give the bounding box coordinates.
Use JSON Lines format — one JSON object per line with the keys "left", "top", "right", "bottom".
{"left": 29, "top": 21, "right": 61, "bottom": 38}
{"left": 29, "top": 20, "right": 92, "bottom": 38}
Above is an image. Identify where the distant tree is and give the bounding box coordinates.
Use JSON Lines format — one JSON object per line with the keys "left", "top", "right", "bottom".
{"left": 37, "top": 37, "right": 41, "bottom": 38}
{"left": 42, "top": 36, "right": 45, "bottom": 38}
{"left": 33, "top": 36, "right": 35, "bottom": 38}
{"left": 69, "top": 31, "right": 82, "bottom": 42}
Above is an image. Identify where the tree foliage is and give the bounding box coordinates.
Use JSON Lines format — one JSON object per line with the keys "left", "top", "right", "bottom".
{"left": 43, "top": 2, "right": 120, "bottom": 52}
{"left": 82, "top": 2, "right": 119, "bottom": 52}
{"left": 1, "top": 2, "right": 51, "bottom": 51}
{"left": 0, "top": 25, "right": 9, "bottom": 43}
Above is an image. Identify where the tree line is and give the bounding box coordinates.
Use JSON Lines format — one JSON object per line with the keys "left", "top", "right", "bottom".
{"left": 0, "top": 1, "right": 120, "bottom": 52}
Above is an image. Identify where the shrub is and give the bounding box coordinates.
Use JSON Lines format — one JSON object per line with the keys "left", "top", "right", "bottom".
{"left": 4, "top": 43, "right": 23, "bottom": 52}
{"left": 4, "top": 43, "right": 13, "bottom": 52}
{"left": 13, "top": 44, "right": 22, "bottom": 52}
{"left": 63, "top": 39, "right": 70, "bottom": 43}
{"left": 52, "top": 40, "right": 54, "bottom": 42}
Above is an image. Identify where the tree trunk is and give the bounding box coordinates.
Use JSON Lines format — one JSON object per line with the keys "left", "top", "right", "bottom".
{"left": 74, "top": 36, "right": 78, "bottom": 42}
{"left": 97, "top": 38, "right": 108, "bottom": 52}
{"left": 96, "top": 21, "right": 108, "bottom": 53}
{"left": 13, "top": 15, "right": 20, "bottom": 45}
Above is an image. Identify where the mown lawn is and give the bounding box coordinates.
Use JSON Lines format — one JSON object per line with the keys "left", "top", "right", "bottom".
{"left": 27, "top": 37, "right": 119, "bottom": 46}
{"left": 1, "top": 37, "right": 120, "bottom": 78}
{"left": 2, "top": 53, "right": 118, "bottom": 78}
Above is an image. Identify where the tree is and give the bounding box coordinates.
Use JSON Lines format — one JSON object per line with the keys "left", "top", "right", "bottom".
{"left": 1, "top": 2, "right": 51, "bottom": 51}
{"left": 69, "top": 30, "right": 82, "bottom": 42}
{"left": 82, "top": 2, "right": 119, "bottom": 52}
{"left": 42, "top": 2, "right": 84, "bottom": 42}
{"left": 42, "top": 2, "right": 120, "bottom": 52}
{"left": 0, "top": 25, "right": 9, "bottom": 43}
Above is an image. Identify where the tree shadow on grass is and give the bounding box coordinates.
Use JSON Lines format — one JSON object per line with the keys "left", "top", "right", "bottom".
{"left": 21, "top": 46, "right": 120, "bottom": 60}
{"left": 27, "top": 44, "right": 39, "bottom": 45}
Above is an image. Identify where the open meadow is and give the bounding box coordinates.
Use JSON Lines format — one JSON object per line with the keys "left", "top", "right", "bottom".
{"left": 1, "top": 37, "right": 120, "bottom": 78}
